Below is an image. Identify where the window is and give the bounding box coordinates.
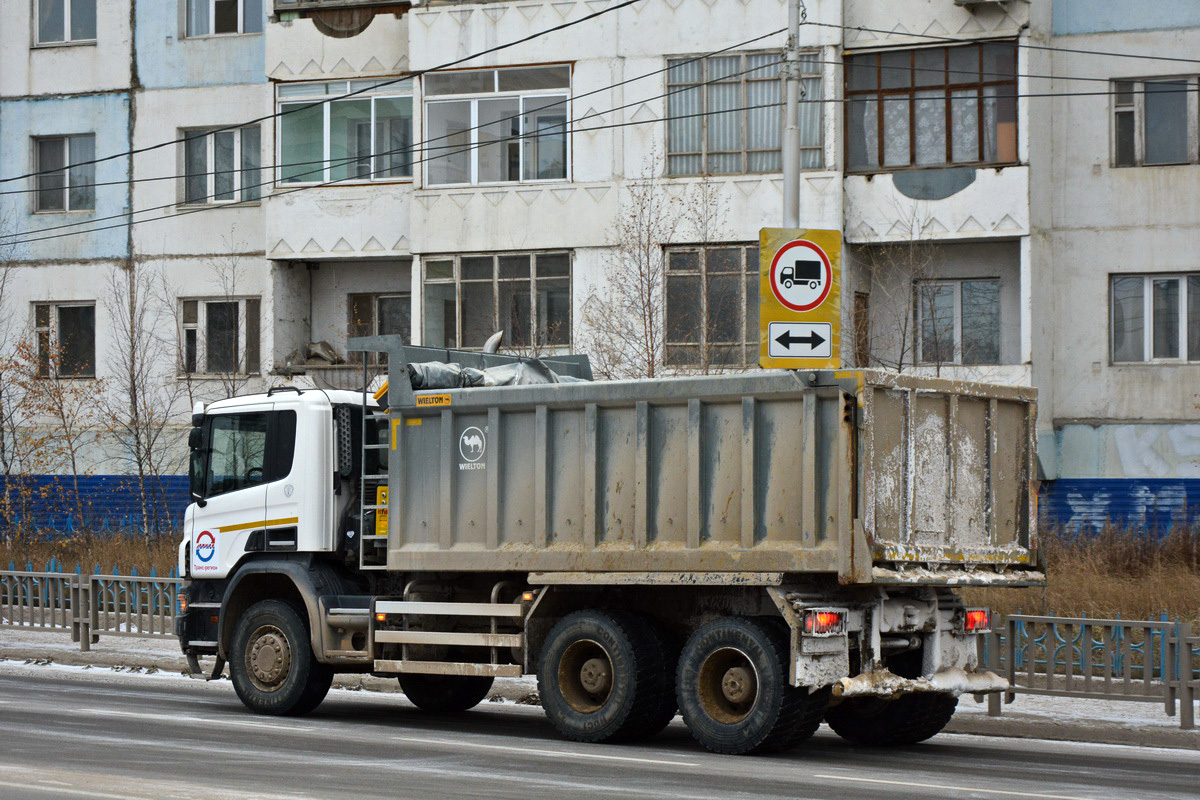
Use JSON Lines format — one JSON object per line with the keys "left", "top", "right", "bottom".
{"left": 278, "top": 79, "right": 413, "bottom": 184}
{"left": 182, "top": 127, "right": 261, "bottom": 205}
{"left": 34, "top": 135, "right": 94, "bottom": 212}
{"left": 185, "top": 0, "right": 264, "bottom": 37}
{"left": 424, "top": 66, "right": 569, "bottom": 186}
{"left": 34, "top": 302, "right": 95, "bottom": 378}
{"left": 1113, "top": 78, "right": 1198, "bottom": 167}
{"left": 1111, "top": 274, "right": 1200, "bottom": 362}
{"left": 846, "top": 42, "right": 1017, "bottom": 172}
{"left": 423, "top": 252, "right": 570, "bottom": 349}
{"left": 664, "top": 245, "right": 759, "bottom": 367}
{"left": 667, "top": 52, "right": 815, "bottom": 175}
{"left": 35, "top": 0, "right": 96, "bottom": 45}
{"left": 180, "top": 298, "right": 261, "bottom": 375}
{"left": 349, "top": 292, "right": 411, "bottom": 363}
{"left": 914, "top": 279, "right": 1000, "bottom": 365}
{"left": 205, "top": 413, "right": 268, "bottom": 497}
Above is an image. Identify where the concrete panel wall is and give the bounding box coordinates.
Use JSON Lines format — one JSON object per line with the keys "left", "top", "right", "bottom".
{"left": 0, "top": 0, "right": 132, "bottom": 98}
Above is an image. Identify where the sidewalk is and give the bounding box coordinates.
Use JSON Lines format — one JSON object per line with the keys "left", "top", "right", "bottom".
{"left": 2, "top": 628, "right": 1196, "bottom": 750}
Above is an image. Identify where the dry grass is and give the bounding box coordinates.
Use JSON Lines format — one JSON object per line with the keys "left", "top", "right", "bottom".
{"left": 962, "top": 526, "right": 1200, "bottom": 624}
{"left": 0, "top": 532, "right": 180, "bottom": 575}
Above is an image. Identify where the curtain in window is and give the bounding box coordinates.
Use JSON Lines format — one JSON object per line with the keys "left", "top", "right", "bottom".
{"left": 746, "top": 53, "right": 782, "bottom": 172}
{"left": 67, "top": 135, "right": 94, "bottom": 210}
{"left": 241, "top": 127, "right": 261, "bottom": 200}
{"left": 213, "top": 131, "right": 236, "bottom": 201}
{"left": 1152, "top": 278, "right": 1180, "bottom": 359}
{"left": 666, "top": 60, "right": 702, "bottom": 175}
{"left": 1111, "top": 277, "right": 1144, "bottom": 362}
{"left": 914, "top": 89, "right": 945, "bottom": 166}
{"left": 186, "top": 0, "right": 210, "bottom": 37}
{"left": 706, "top": 57, "right": 741, "bottom": 173}
{"left": 39, "top": 0, "right": 65, "bottom": 43}
{"left": 184, "top": 132, "right": 208, "bottom": 204}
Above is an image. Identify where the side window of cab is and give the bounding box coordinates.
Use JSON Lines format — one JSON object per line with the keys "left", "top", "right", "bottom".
{"left": 206, "top": 413, "right": 269, "bottom": 497}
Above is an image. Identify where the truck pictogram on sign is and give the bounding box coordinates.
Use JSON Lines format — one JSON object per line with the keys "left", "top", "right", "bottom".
{"left": 769, "top": 240, "right": 833, "bottom": 312}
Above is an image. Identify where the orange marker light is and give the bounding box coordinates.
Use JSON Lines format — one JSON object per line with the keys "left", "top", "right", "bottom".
{"left": 964, "top": 609, "right": 991, "bottom": 633}
{"left": 375, "top": 613, "right": 387, "bottom": 623}
{"left": 522, "top": 591, "right": 535, "bottom": 602}
{"left": 177, "top": 594, "right": 188, "bottom": 614}
{"left": 803, "top": 609, "right": 846, "bottom": 636}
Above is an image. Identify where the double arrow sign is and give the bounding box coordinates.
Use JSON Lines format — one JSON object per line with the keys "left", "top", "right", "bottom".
{"left": 767, "top": 322, "right": 833, "bottom": 359}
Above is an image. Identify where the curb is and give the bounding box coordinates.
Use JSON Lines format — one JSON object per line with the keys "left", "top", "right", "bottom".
{"left": 4, "top": 644, "right": 1196, "bottom": 750}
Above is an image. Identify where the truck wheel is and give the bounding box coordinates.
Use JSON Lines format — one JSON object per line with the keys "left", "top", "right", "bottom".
{"left": 538, "top": 610, "right": 668, "bottom": 743}
{"left": 230, "top": 600, "right": 333, "bottom": 717}
{"left": 824, "top": 693, "right": 958, "bottom": 746}
{"left": 398, "top": 674, "right": 494, "bottom": 712}
{"left": 676, "top": 617, "right": 829, "bottom": 755}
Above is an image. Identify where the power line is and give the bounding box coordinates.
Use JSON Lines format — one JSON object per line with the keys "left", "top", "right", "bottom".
{"left": 0, "top": 0, "right": 645, "bottom": 186}
{"left": 811, "top": 20, "right": 1200, "bottom": 66}
{"left": 1, "top": 50, "right": 786, "bottom": 243}
{"left": 1, "top": 99, "right": 790, "bottom": 248}
{"left": 0, "top": 28, "right": 786, "bottom": 200}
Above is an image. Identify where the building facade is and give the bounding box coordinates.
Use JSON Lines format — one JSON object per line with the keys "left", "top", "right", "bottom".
{"left": 0, "top": 0, "right": 1196, "bottom": 531}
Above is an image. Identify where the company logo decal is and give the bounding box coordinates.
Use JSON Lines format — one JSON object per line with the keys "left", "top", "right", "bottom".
{"left": 195, "top": 530, "right": 216, "bottom": 563}
{"left": 458, "top": 426, "right": 486, "bottom": 470}
{"left": 416, "top": 393, "right": 453, "bottom": 407}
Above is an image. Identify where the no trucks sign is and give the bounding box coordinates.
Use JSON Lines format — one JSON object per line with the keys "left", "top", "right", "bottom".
{"left": 759, "top": 228, "right": 842, "bottom": 369}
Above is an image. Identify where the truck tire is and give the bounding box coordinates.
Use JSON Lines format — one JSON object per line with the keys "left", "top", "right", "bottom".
{"left": 230, "top": 600, "right": 333, "bottom": 717}
{"left": 824, "top": 693, "right": 958, "bottom": 746}
{"left": 676, "top": 617, "right": 829, "bottom": 755}
{"left": 398, "top": 674, "right": 494, "bottom": 712}
{"left": 619, "top": 615, "right": 679, "bottom": 740}
{"left": 537, "top": 610, "right": 668, "bottom": 744}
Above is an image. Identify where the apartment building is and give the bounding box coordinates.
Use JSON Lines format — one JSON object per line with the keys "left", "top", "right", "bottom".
{"left": 0, "top": 0, "right": 1195, "bottom": 531}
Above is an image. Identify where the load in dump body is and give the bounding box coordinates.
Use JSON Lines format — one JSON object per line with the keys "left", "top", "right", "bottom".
{"left": 176, "top": 340, "right": 1040, "bottom": 756}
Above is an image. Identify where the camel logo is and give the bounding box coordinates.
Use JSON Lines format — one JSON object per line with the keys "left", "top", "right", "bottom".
{"left": 458, "top": 426, "right": 486, "bottom": 470}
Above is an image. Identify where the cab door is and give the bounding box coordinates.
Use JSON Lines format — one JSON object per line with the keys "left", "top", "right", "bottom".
{"left": 190, "top": 406, "right": 272, "bottom": 579}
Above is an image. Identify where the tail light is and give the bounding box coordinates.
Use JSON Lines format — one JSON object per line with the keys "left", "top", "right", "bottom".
{"left": 964, "top": 608, "right": 991, "bottom": 633}
{"left": 177, "top": 593, "right": 188, "bottom": 614}
{"left": 803, "top": 608, "right": 847, "bottom": 637}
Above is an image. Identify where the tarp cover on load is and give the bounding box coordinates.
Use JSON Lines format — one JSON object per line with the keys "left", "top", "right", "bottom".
{"left": 407, "top": 359, "right": 590, "bottom": 389}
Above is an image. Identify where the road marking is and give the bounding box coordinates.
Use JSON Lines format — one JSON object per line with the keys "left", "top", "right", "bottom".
{"left": 75, "top": 707, "right": 313, "bottom": 732}
{"left": 0, "top": 778, "right": 141, "bottom": 800}
{"left": 394, "top": 735, "right": 699, "bottom": 767}
{"left": 813, "top": 773, "right": 1094, "bottom": 800}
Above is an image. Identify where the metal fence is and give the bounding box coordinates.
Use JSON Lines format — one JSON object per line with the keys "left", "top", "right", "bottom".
{"left": 981, "top": 614, "right": 1198, "bottom": 730}
{"left": 2, "top": 568, "right": 1199, "bottom": 730}
{"left": 1, "top": 569, "right": 181, "bottom": 652}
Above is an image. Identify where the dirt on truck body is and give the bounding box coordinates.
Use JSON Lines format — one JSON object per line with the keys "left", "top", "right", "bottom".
{"left": 177, "top": 337, "right": 1041, "bottom": 755}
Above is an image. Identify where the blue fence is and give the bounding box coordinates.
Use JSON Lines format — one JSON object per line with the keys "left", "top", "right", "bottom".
{"left": 0, "top": 474, "right": 188, "bottom": 535}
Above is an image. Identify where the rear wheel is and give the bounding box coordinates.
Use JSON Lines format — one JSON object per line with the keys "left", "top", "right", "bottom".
{"left": 398, "top": 674, "right": 494, "bottom": 712}
{"left": 538, "top": 610, "right": 669, "bottom": 744}
{"left": 676, "top": 617, "right": 829, "bottom": 755}
{"left": 824, "top": 693, "right": 958, "bottom": 746}
{"left": 230, "top": 600, "right": 333, "bottom": 716}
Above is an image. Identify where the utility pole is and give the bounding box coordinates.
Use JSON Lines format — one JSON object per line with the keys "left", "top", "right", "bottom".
{"left": 781, "top": 0, "right": 806, "bottom": 228}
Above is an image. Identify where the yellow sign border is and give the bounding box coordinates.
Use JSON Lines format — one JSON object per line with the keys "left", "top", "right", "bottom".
{"left": 759, "top": 227, "right": 843, "bottom": 369}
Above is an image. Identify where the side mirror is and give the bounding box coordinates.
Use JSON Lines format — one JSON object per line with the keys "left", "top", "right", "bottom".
{"left": 191, "top": 400, "right": 206, "bottom": 427}
{"left": 189, "top": 449, "right": 208, "bottom": 508}
{"left": 188, "top": 426, "right": 203, "bottom": 450}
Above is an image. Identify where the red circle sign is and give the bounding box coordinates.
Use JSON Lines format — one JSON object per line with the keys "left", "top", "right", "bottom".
{"left": 769, "top": 239, "right": 833, "bottom": 312}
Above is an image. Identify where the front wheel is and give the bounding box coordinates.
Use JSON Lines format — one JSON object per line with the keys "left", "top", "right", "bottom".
{"left": 398, "top": 674, "right": 494, "bottom": 712}
{"left": 824, "top": 693, "right": 958, "bottom": 746}
{"left": 229, "top": 600, "right": 333, "bottom": 716}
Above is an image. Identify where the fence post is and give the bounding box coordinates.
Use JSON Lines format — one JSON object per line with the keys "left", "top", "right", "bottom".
{"left": 986, "top": 626, "right": 1003, "bottom": 717}
{"left": 72, "top": 576, "right": 91, "bottom": 652}
{"left": 1180, "top": 622, "right": 1195, "bottom": 731}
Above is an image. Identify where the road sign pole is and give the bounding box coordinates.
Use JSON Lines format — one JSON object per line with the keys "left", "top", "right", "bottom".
{"left": 781, "top": 0, "right": 803, "bottom": 228}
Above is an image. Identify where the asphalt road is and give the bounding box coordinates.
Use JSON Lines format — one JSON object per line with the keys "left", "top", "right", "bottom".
{"left": 1, "top": 667, "right": 1196, "bottom": 800}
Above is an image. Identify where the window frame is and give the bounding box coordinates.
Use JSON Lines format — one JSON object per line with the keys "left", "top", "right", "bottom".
{"left": 422, "top": 66, "right": 572, "bottom": 187}
{"left": 34, "top": 0, "right": 97, "bottom": 46}
{"left": 421, "top": 251, "right": 572, "bottom": 350}
{"left": 913, "top": 278, "right": 1002, "bottom": 366}
{"left": 179, "top": 296, "right": 262, "bottom": 376}
{"left": 181, "top": 125, "right": 262, "bottom": 206}
{"left": 348, "top": 291, "right": 412, "bottom": 364}
{"left": 662, "top": 244, "right": 761, "bottom": 368}
{"left": 1109, "top": 273, "right": 1200, "bottom": 364}
{"left": 276, "top": 79, "right": 415, "bottom": 186}
{"left": 32, "top": 134, "right": 95, "bottom": 213}
{"left": 1111, "top": 77, "right": 1200, "bottom": 168}
{"left": 665, "top": 50, "right": 816, "bottom": 176}
{"left": 184, "top": 0, "right": 264, "bottom": 38}
{"left": 844, "top": 41, "right": 1019, "bottom": 173}
{"left": 33, "top": 301, "right": 96, "bottom": 379}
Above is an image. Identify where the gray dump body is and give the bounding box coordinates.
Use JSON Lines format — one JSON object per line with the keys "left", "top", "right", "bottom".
{"left": 355, "top": 341, "right": 1038, "bottom": 585}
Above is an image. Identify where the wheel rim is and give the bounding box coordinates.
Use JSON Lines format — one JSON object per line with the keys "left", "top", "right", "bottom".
{"left": 246, "top": 623, "right": 292, "bottom": 693}
{"left": 557, "top": 638, "right": 613, "bottom": 713}
{"left": 696, "top": 646, "right": 759, "bottom": 724}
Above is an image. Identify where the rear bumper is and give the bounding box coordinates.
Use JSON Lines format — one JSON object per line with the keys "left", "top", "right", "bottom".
{"left": 834, "top": 667, "right": 1008, "bottom": 699}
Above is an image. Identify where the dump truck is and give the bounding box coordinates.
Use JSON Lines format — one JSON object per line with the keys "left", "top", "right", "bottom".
{"left": 177, "top": 337, "right": 1042, "bottom": 755}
